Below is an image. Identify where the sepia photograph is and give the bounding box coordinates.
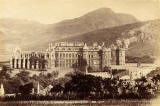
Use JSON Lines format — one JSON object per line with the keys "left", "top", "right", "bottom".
{"left": 0, "top": 0, "right": 160, "bottom": 105}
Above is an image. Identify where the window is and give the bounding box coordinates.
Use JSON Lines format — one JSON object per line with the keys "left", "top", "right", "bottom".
{"left": 60, "top": 53, "right": 62, "bottom": 58}
{"left": 52, "top": 53, "right": 54, "bottom": 57}
{"left": 93, "top": 60, "right": 97, "bottom": 64}
{"left": 92, "top": 55, "right": 94, "bottom": 58}
{"left": 47, "top": 54, "right": 49, "bottom": 58}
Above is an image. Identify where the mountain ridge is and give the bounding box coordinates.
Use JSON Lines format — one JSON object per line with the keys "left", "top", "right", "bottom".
{"left": 59, "top": 19, "right": 160, "bottom": 58}
{"left": 0, "top": 7, "right": 144, "bottom": 61}
{"left": 48, "top": 7, "right": 138, "bottom": 37}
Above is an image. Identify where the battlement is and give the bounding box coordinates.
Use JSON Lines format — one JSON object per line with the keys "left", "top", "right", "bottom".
{"left": 50, "top": 42, "right": 108, "bottom": 47}
{"left": 53, "top": 42, "right": 85, "bottom": 47}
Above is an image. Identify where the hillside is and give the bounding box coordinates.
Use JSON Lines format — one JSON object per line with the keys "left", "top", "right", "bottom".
{"left": 59, "top": 19, "right": 160, "bottom": 59}
{"left": 48, "top": 8, "right": 137, "bottom": 38}
{"left": 0, "top": 18, "right": 50, "bottom": 61}
{"left": 0, "top": 8, "right": 138, "bottom": 61}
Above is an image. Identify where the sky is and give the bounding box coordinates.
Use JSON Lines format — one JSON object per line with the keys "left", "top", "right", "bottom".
{"left": 0, "top": 0, "right": 159, "bottom": 24}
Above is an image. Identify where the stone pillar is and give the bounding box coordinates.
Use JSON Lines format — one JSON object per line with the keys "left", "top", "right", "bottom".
{"left": 17, "top": 59, "right": 20, "bottom": 69}
{"left": 23, "top": 58, "right": 26, "bottom": 69}
{"left": 20, "top": 59, "right": 23, "bottom": 69}
{"left": 36, "top": 61, "right": 39, "bottom": 69}
{"left": 27, "top": 58, "right": 30, "bottom": 69}
{"left": 44, "top": 53, "right": 48, "bottom": 69}
{"left": 10, "top": 57, "right": 13, "bottom": 69}
{"left": 31, "top": 88, "right": 35, "bottom": 95}
{"left": 14, "top": 58, "right": 17, "bottom": 69}
{"left": 12, "top": 58, "right": 15, "bottom": 68}
{"left": 32, "top": 63, "right": 35, "bottom": 69}
{"left": 64, "top": 59, "right": 66, "bottom": 68}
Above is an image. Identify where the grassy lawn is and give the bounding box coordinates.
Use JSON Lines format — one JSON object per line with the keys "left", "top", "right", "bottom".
{"left": 0, "top": 99, "right": 152, "bottom": 106}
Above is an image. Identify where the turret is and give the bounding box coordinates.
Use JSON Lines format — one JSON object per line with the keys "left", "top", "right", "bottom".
{"left": 111, "top": 45, "right": 125, "bottom": 65}
{"left": 50, "top": 45, "right": 56, "bottom": 68}
{"left": 102, "top": 44, "right": 111, "bottom": 69}
{"left": 111, "top": 44, "right": 118, "bottom": 65}
{"left": 83, "top": 43, "right": 89, "bottom": 73}
{"left": 48, "top": 43, "right": 52, "bottom": 51}
{"left": 118, "top": 48, "right": 125, "bottom": 65}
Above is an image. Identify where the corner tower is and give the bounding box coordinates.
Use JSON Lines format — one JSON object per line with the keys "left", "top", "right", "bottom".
{"left": 102, "top": 46, "right": 111, "bottom": 68}
{"left": 118, "top": 48, "right": 125, "bottom": 65}
{"left": 83, "top": 43, "right": 89, "bottom": 72}
{"left": 111, "top": 44, "right": 125, "bottom": 65}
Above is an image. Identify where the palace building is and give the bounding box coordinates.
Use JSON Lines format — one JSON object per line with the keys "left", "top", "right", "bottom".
{"left": 10, "top": 42, "right": 125, "bottom": 71}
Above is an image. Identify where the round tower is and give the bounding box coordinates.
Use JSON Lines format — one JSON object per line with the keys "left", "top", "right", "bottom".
{"left": 102, "top": 45, "right": 111, "bottom": 69}
{"left": 83, "top": 43, "right": 89, "bottom": 73}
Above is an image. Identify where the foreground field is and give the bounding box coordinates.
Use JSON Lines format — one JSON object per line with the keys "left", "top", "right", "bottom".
{"left": 2, "top": 95, "right": 160, "bottom": 106}
{"left": 0, "top": 100, "right": 152, "bottom": 106}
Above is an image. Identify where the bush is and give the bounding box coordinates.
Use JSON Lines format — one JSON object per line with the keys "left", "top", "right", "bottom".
{"left": 1, "top": 70, "right": 160, "bottom": 101}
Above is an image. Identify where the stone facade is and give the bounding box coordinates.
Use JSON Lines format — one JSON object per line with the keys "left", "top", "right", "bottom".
{"left": 10, "top": 47, "right": 49, "bottom": 70}
{"left": 10, "top": 42, "right": 125, "bottom": 71}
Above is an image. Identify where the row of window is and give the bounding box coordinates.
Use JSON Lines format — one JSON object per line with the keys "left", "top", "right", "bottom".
{"left": 55, "top": 47, "right": 81, "bottom": 51}
{"left": 55, "top": 53, "right": 83, "bottom": 58}
{"left": 55, "top": 53, "right": 100, "bottom": 59}
{"left": 16, "top": 53, "right": 48, "bottom": 58}
{"left": 56, "top": 60, "right": 83, "bottom": 67}
{"left": 56, "top": 59, "right": 82, "bottom": 64}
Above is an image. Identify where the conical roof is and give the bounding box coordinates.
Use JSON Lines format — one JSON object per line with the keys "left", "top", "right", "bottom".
{"left": 83, "top": 43, "right": 88, "bottom": 49}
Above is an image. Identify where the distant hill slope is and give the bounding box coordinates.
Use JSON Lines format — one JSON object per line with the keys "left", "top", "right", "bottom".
{"left": 59, "top": 19, "right": 160, "bottom": 58}
{"left": 48, "top": 8, "right": 138, "bottom": 38}
{"left": 0, "top": 7, "right": 138, "bottom": 61}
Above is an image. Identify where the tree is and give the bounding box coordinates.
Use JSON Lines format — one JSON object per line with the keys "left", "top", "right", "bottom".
{"left": 19, "top": 83, "right": 33, "bottom": 95}
{"left": 0, "top": 66, "right": 10, "bottom": 82}
{"left": 103, "top": 66, "right": 111, "bottom": 72}
{"left": 30, "top": 55, "right": 38, "bottom": 69}
{"left": 79, "top": 59, "right": 87, "bottom": 72}
{"left": 50, "top": 84, "right": 63, "bottom": 94}
{"left": 38, "top": 58, "right": 48, "bottom": 71}
{"left": 30, "top": 55, "right": 48, "bottom": 71}
{"left": 4, "top": 77, "right": 24, "bottom": 94}
{"left": 16, "top": 71, "right": 30, "bottom": 83}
